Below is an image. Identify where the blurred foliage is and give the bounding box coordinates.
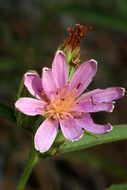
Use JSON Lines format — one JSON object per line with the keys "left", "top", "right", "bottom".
{"left": 107, "top": 184, "right": 127, "bottom": 190}
{"left": 55, "top": 1, "right": 127, "bottom": 34}
{"left": 0, "top": 102, "right": 16, "bottom": 123}
{"left": 62, "top": 151, "right": 127, "bottom": 179}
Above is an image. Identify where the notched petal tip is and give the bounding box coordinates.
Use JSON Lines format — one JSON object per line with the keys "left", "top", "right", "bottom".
{"left": 105, "top": 123, "right": 113, "bottom": 133}
{"left": 55, "top": 50, "right": 65, "bottom": 57}
{"left": 121, "top": 87, "right": 125, "bottom": 96}
{"left": 43, "top": 67, "right": 50, "bottom": 72}
{"left": 24, "top": 70, "right": 39, "bottom": 76}
{"left": 109, "top": 104, "right": 115, "bottom": 113}
{"left": 71, "top": 132, "right": 83, "bottom": 142}
{"left": 34, "top": 143, "right": 40, "bottom": 152}
{"left": 34, "top": 143, "right": 45, "bottom": 153}
{"left": 112, "top": 87, "right": 125, "bottom": 99}
{"left": 89, "top": 59, "right": 97, "bottom": 73}
{"left": 42, "top": 67, "right": 51, "bottom": 77}
{"left": 24, "top": 71, "right": 40, "bottom": 84}
{"left": 15, "top": 99, "right": 27, "bottom": 114}
{"left": 24, "top": 71, "right": 37, "bottom": 83}
{"left": 90, "top": 59, "right": 97, "bottom": 64}
{"left": 15, "top": 100, "right": 19, "bottom": 110}
{"left": 15, "top": 98, "right": 22, "bottom": 109}
{"left": 34, "top": 136, "right": 44, "bottom": 153}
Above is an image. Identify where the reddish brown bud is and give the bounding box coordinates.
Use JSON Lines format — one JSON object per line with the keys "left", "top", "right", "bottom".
{"left": 63, "top": 24, "right": 92, "bottom": 51}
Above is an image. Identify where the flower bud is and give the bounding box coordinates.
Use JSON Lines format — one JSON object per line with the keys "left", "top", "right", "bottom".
{"left": 59, "top": 24, "right": 92, "bottom": 66}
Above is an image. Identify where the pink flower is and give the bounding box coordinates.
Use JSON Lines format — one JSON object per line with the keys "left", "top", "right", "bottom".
{"left": 15, "top": 51, "right": 125, "bottom": 153}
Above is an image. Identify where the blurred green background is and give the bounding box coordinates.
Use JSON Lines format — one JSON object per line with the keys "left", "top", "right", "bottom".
{"left": 0, "top": 0, "right": 127, "bottom": 189}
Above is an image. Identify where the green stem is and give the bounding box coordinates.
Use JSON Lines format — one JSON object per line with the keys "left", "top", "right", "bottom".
{"left": 16, "top": 143, "right": 39, "bottom": 190}
{"left": 68, "top": 65, "right": 76, "bottom": 82}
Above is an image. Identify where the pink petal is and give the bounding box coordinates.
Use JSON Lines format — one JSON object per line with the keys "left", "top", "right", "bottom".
{"left": 77, "top": 113, "right": 113, "bottom": 134}
{"left": 52, "top": 51, "right": 68, "bottom": 89}
{"left": 74, "top": 101, "right": 114, "bottom": 113}
{"left": 69, "top": 60, "right": 97, "bottom": 98}
{"left": 24, "top": 72, "right": 43, "bottom": 99}
{"left": 42, "top": 67, "right": 58, "bottom": 99}
{"left": 34, "top": 117, "right": 58, "bottom": 153}
{"left": 15, "top": 97, "right": 46, "bottom": 116}
{"left": 60, "top": 117, "right": 83, "bottom": 141}
{"left": 78, "top": 87, "right": 125, "bottom": 103}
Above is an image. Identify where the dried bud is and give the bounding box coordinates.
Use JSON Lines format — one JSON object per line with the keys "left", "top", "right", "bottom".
{"left": 59, "top": 24, "right": 92, "bottom": 67}
{"left": 63, "top": 24, "right": 92, "bottom": 51}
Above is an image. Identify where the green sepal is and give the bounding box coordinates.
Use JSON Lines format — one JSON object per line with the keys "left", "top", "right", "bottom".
{"left": 68, "top": 64, "right": 76, "bottom": 82}
{"left": 15, "top": 73, "right": 41, "bottom": 135}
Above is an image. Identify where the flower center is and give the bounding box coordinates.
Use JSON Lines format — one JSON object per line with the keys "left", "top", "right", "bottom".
{"left": 44, "top": 87, "right": 78, "bottom": 119}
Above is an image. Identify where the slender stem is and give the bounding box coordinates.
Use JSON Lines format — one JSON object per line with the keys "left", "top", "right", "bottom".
{"left": 68, "top": 65, "right": 76, "bottom": 82}
{"left": 16, "top": 143, "right": 39, "bottom": 190}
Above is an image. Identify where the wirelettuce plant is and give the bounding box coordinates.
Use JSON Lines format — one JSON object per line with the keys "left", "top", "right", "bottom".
{"left": 0, "top": 24, "right": 126, "bottom": 190}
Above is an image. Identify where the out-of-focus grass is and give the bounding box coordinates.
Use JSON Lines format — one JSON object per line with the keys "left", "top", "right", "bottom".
{"left": 61, "top": 151, "right": 127, "bottom": 179}
{"left": 55, "top": 4, "right": 127, "bottom": 34}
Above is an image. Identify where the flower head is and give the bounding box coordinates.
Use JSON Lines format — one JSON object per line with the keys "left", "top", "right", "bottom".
{"left": 15, "top": 51, "right": 125, "bottom": 153}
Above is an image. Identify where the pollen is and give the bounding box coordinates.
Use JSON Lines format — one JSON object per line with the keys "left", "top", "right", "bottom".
{"left": 44, "top": 87, "right": 78, "bottom": 119}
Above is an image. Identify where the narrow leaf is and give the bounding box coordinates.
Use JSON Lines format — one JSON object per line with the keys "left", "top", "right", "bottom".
{"left": 0, "top": 102, "right": 16, "bottom": 123}
{"left": 62, "top": 152, "right": 127, "bottom": 179}
{"left": 59, "top": 125, "right": 127, "bottom": 153}
{"left": 107, "top": 184, "right": 127, "bottom": 190}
